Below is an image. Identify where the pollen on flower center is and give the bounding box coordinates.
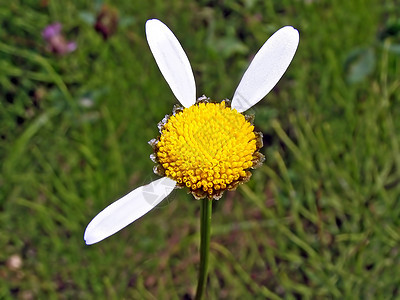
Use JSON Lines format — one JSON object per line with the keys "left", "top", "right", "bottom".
{"left": 152, "top": 99, "right": 264, "bottom": 200}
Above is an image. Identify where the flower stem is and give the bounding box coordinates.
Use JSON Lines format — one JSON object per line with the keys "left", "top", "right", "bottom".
{"left": 195, "top": 198, "right": 212, "bottom": 300}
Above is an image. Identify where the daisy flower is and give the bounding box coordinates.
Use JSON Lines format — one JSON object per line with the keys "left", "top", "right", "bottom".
{"left": 84, "top": 19, "right": 299, "bottom": 245}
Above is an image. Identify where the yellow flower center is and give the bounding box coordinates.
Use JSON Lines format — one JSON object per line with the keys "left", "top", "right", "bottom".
{"left": 156, "top": 101, "right": 257, "bottom": 197}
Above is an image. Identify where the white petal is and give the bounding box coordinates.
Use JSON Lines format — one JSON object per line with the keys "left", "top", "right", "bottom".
{"left": 231, "top": 26, "right": 299, "bottom": 112}
{"left": 146, "top": 19, "right": 196, "bottom": 108}
{"left": 84, "top": 177, "right": 176, "bottom": 245}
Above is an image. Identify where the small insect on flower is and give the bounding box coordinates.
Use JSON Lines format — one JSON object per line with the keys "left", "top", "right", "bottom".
{"left": 84, "top": 19, "right": 299, "bottom": 245}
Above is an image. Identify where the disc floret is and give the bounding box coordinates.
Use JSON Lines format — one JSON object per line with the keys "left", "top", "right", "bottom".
{"left": 151, "top": 97, "right": 264, "bottom": 199}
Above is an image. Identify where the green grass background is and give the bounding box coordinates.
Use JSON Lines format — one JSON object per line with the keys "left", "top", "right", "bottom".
{"left": 1, "top": 0, "right": 399, "bottom": 299}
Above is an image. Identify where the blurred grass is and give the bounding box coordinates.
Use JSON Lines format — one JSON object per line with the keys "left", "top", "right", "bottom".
{"left": 1, "top": 0, "right": 399, "bottom": 299}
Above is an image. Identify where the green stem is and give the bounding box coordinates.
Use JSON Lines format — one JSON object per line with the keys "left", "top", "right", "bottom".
{"left": 195, "top": 199, "right": 212, "bottom": 300}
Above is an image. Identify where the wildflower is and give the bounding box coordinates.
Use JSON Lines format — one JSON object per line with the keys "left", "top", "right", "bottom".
{"left": 84, "top": 19, "right": 299, "bottom": 245}
{"left": 94, "top": 5, "right": 119, "bottom": 40}
{"left": 42, "top": 22, "right": 76, "bottom": 55}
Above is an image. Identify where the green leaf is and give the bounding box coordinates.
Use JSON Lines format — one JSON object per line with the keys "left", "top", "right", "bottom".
{"left": 387, "top": 44, "right": 400, "bottom": 55}
{"left": 344, "top": 47, "right": 376, "bottom": 84}
{"left": 79, "top": 11, "right": 96, "bottom": 25}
